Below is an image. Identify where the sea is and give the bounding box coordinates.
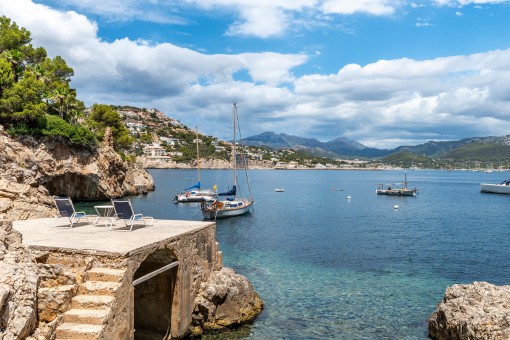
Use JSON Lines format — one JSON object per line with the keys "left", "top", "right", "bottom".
{"left": 79, "top": 169, "right": 510, "bottom": 339}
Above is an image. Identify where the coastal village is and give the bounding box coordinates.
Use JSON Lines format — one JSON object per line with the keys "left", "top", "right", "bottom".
{"left": 117, "top": 107, "right": 510, "bottom": 172}
{"left": 116, "top": 106, "right": 374, "bottom": 171}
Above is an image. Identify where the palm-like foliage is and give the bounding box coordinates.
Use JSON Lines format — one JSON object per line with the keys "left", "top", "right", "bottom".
{"left": 0, "top": 16, "right": 94, "bottom": 148}
{"left": 0, "top": 16, "right": 84, "bottom": 125}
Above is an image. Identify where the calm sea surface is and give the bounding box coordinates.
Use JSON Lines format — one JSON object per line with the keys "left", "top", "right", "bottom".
{"left": 80, "top": 169, "right": 510, "bottom": 339}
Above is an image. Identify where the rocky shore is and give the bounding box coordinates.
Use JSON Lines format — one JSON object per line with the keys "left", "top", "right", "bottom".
{"left": 429, "top": 281, "right": 510, "bottom": 339}
{"left": 191, "top": 267, "right": 264, "bottom": 336}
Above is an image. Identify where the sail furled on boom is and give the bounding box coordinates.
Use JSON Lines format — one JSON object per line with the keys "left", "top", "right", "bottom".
{"left": 218, "top": 185, "right": 236, "bottom": 196}
{"left": 183, "top": 182, "right": 201, "bottom": 191}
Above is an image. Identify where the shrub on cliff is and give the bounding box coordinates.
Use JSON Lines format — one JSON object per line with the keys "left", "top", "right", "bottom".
{"left": 86, "top": 103, "right": 134, "bottom": 153}
{"left": 42, "top": 114, "right": 97, "bottom": 148}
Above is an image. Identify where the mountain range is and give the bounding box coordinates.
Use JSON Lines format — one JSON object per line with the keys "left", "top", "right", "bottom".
{"left": 241, "top": 131, "right": 510, "bottom": 159}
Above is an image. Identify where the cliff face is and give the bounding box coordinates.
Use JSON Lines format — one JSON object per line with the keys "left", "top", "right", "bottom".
{"left": 0, "top": 126, "right": 154, "bottom": 218}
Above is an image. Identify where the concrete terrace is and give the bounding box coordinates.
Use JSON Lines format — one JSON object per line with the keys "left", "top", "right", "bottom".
{"left": 12, "top": 217, "right": 215, "bottom": 256}
{"left": 11, "top": 217, "right": 221, "bottom": 339}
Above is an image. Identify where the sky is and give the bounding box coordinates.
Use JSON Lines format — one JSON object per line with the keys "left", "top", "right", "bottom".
{"left": 1, "top": 0, "right": 510, "bottom": 149}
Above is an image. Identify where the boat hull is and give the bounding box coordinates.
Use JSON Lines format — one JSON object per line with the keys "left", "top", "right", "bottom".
{"left": 175, "top": 194, "right": 216, "bottom": 203}
{"left": 480, "top": 183, "right": 510, "bottom": 194}
{"left": 202, "top": 200, "right": 254, "bottom": 219}
{"left": 376, "top": 189, "right": 417, "bottom": 196}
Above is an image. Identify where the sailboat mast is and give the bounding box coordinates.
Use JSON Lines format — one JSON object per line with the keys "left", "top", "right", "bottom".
{"left": 195, "top": 126, "right": 200, "bottom": 185}
{"left": 233, "top": 103, "right": 237, "bottom": 190}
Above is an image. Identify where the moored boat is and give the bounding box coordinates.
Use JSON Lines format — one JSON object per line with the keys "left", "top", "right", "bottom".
{"left": 376, "top": 172, "right": 417, "bottom": 197}
{"left": 376, "top": 185, "right": 417, "bottom": 196}
{"left": 175, "top": 187, "right": 216, "bottom": 202}
{"left": 201, "top": 195, "right": 253, "bottom": 219}
{"left": 174, "top": 127, "right": 217, "bottom": 203}
{"left": 201, "top": 103, "right": 254, "bottom": 219}
{"left": 480, "top": 180, "right": 510, "bottom": 194}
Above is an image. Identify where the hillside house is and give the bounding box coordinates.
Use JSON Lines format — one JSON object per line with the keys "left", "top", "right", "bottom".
{"left": 143, "top": 143, "right": 171, "bottom": 162}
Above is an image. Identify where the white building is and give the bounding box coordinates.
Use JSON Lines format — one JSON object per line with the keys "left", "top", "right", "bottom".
{"left": 143, "top": 143, "right": 166, "bottom": 157}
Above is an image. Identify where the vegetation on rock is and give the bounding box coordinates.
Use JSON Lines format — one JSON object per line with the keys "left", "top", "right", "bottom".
{"left": 87, "top": 103, "right": 134, "bottom": 153}
{"left": 0, "top": 16, "right": 94, "bottom": 147}
{"left": 0, "top": 16, "right": 131, "bottom": 153}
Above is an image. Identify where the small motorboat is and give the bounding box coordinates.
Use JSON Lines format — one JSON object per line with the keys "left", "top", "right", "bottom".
{"left": 275, "top": 188, "right": 285, "bottom": 192}
{"left": 480, "top": 179, "right": 510, "bottom": 194}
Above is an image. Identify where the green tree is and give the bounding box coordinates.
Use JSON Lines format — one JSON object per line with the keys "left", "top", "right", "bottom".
{"left": 0, "top": 57, "right": 14, "bottom": 93}
{"left": 0, "top": 17, "right": 31, "bottom": 52}
{"left": 0, "top": 16, "right": 85, "bottom": 129}
{"left": 0, "top": 72, "right": 46, "bottom": 126}
{"left": 87, "top": 104, "right": 134, "bottom": 152}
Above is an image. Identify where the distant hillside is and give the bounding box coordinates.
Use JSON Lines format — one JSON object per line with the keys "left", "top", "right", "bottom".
{"left": 241, "top": 131, "right": 379, "bottom": 158}
{"left": 242, "top": 131, "right": 510, "bottom": 161}
{"left": 395, "top": 135, "right": 510, "bottom": 158}
{"left": 442, "top": 143, "right": 510, "bottom": 161}
{"left": 241, "top": 131, "right": 324, "bottom": 149}
{"left": 111, "top": 106, "right": 510, "bottom": 167}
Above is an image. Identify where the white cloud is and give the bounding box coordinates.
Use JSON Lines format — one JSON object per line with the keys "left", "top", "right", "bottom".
{"left": 320, "top": 0, "right": 397, "bottom": 15}
{"left": 291, "top": 50, "right": 510, "bottom": 147}
{"left": 433, "top": 0, "right": 508, "bottom": 6}
{"left": 29, "top": 0, "right": 401, "bottom": 39}
{"left": 226, "top": 6, "right": 288, "bottom": 38}
{"left": 3, "top": 0, "right": 510, "bottom": 149}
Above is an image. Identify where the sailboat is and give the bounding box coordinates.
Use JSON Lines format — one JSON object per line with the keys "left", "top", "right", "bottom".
{"left": 174, "top": 128, "right": 216, "bottom": 203}
{"left": 201, "top": 103, "right": 254, "bottom": 219}
{"left": 376, "top": 171, "right": 417, "bottom": 196}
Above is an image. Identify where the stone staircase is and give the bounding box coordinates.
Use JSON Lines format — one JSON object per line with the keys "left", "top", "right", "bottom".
{"left": 55, "top": 267, "right": 125, "bottom": 339}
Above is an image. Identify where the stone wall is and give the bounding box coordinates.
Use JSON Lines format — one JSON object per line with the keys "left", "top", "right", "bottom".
{"left": 127, "top": 225, "right": 223, "bottom": 338}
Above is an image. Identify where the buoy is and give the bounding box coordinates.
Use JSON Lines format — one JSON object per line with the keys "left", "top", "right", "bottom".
{"left": 393, "top": 205, "right": 399, "bottom": 209}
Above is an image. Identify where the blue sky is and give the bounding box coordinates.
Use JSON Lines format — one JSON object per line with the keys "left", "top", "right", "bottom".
{"left": 1, "top": 0, "right": 510, "bottom": 148}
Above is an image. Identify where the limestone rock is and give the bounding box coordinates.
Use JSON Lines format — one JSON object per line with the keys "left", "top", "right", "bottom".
{"left": 0, "top": 127, "right": 154, "bottom": 218}
{"left": 37, "top": 263, "right": 78, "bottom": 323}
{"left": 0, "top": 220, "right": 38, "bottom": 339}
{"left": 191, "top": 267, "right": 264, "bottom": 336}
{"left": 429, "top": 281, "right": 510, "bottom": 339}
{"left": 123, "top": 166, "right": 155, "bottom": 195}
{"left": 138, "top": 156, "right": 232, "bottom": 170}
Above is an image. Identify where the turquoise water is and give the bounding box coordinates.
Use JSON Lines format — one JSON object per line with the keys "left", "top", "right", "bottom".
{"left": 83, "top": 169, "right": 510, "bottom": 339}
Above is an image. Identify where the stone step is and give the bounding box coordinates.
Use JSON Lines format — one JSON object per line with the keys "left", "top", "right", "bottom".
{"left": 72, "top": 294, "right": 115, "bottom": 309}
{"left": 63, "top": 308, "right": 109, "bottom": 324}
{"left": 38, "top": 284, "right": 76, "bottom": 293}
{"left": 56, "top": 322, "right": 102, "bottom": 339}
{"left": 78, "top": 281, "right": 120, "bottom": 296}
{"left": 87, "top": 267, "right": 125, "bottom": 282}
